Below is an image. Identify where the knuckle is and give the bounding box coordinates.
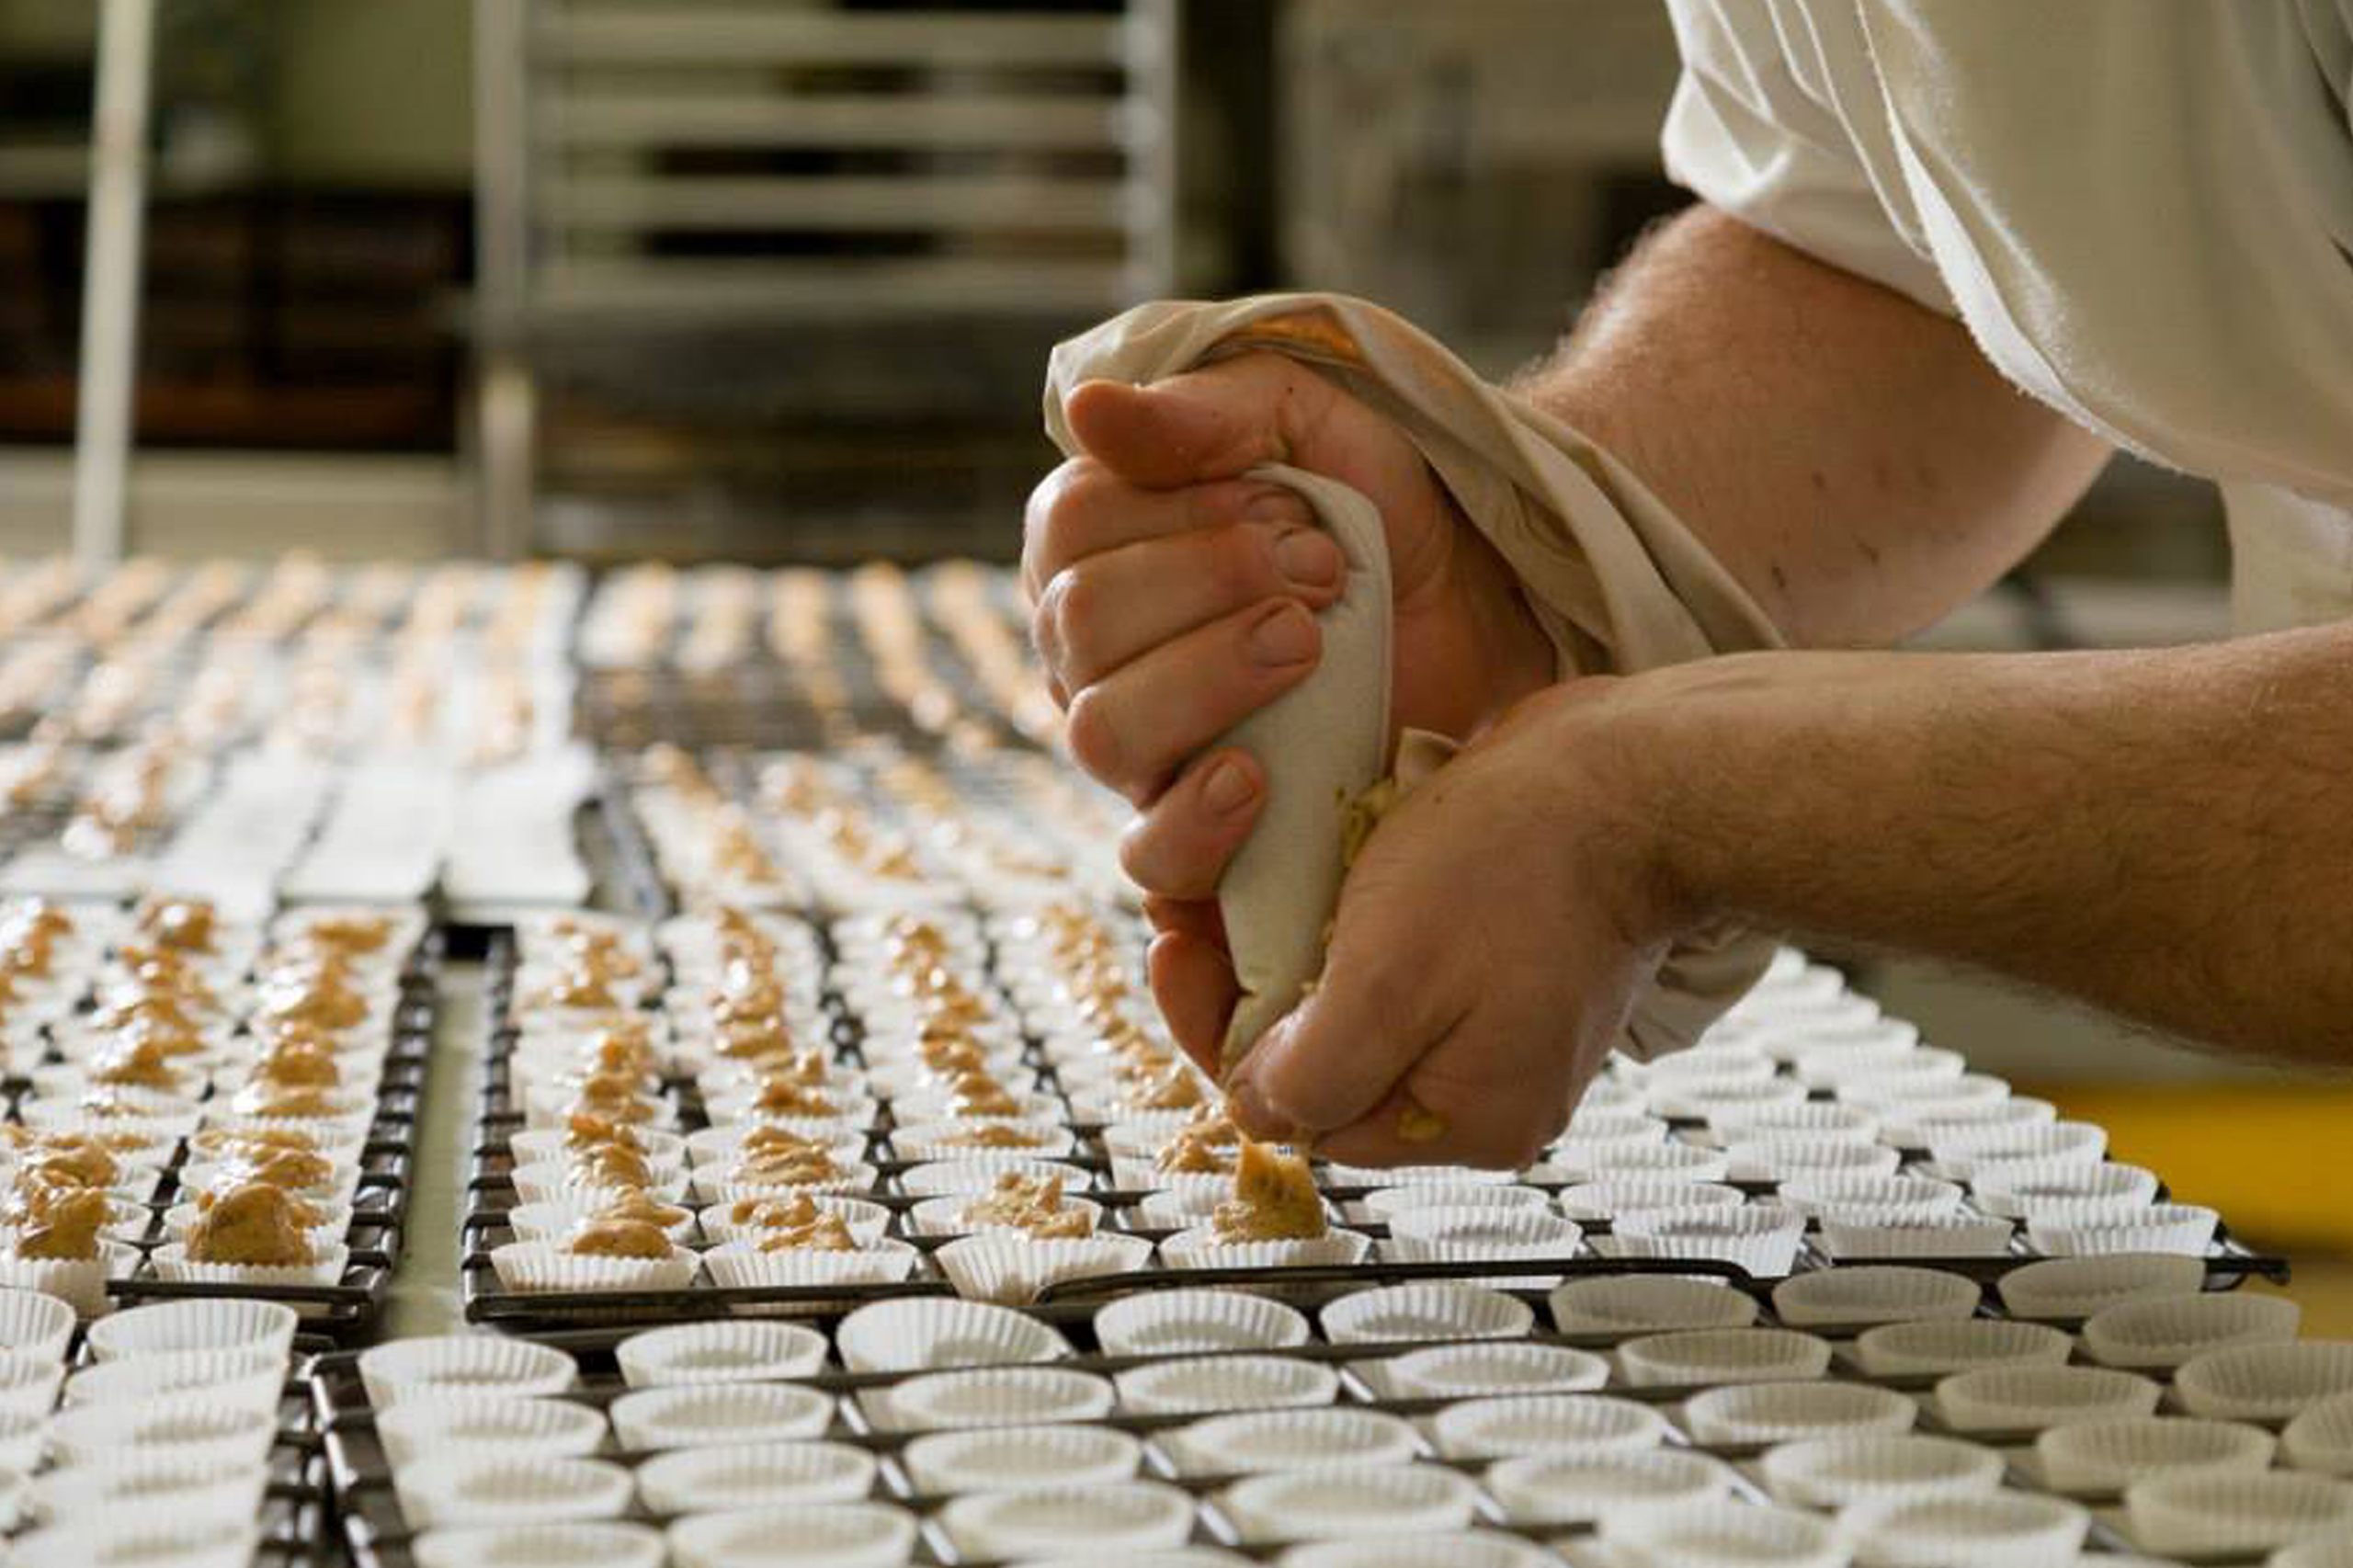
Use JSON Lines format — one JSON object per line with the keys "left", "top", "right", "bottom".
{"left": 1046, "top": 567, "right": 1108, "bottom": 680}
{"left": 1204, "top": 524, "right": 1272, "bottom": 604}
{"left": 1027, "top": 460, "right": 1112, "bottom": 568}
{"left": 1061, "top": 687, "right": 1124, "bottom": 786}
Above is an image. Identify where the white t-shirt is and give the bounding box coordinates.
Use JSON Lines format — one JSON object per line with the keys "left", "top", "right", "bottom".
{"left": 1660, "top": 0, "right": 2353, "bottom": 631}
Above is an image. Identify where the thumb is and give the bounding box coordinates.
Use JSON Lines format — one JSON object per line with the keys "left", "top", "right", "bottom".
{"left": 1063, "top": 357, "right": 1309, "bottom": 489}
{"left": 1228, "top": 858, "right": 1461, "bottom": 1138}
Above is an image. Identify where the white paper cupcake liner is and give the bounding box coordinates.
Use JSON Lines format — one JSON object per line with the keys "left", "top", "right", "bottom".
{"left": 889, "top": 1119, "right": 1074, "bottom": 1162}
{"left": 359, "top": 1335, "right": 577, "bottom": 1409}
{"left": 412, "top": 1522, "right": 665, "bottom": 1568}
{"left": 610, "top": 1381, "right": 834, "bottom": 1450}
{"left": 511, "top": 1125, "right": 688, "bottom": 1169}
{"left": 510, "top": 1164, "right": 693, "bottom": 1208}
{"left": 0, "top": 1240, "right": 140, "bottom": 1319}
{"left": 489, "top": 1240, "right": 699, "bottom": 1295}
{"left": 2125, "top": 1471, "right": 2353, "bottom": 1557}
{"left": 1725, "top": 1139, "right": 1900, "bottom": 1183}
{"left": 1845, "top": 1493, "right": 2089, "bottom": 1568}
{"left": 150, "top": 1243, "right": 352, "bottom": 1312}
{"left": 2081, "top": 1290, "right": 2301, "bottom": 1369}
{"left": 2028, "top": 1202, "right": 2219, "bottom": 1258}
{"left": 1160, "top": 1227, "right": 1371, "bottom": 1273}
{"left": 1759, "top": 1432, "right": 2004, "bottom": 1509}
{"left": 1355, "top": 1182, "right": 1549, "bottom": 1224}
{"left": 1969, "top": 1160, "right": 2157, "bottom": 1220}
{"left": 1092, "top": 1289, "right": 1311, "bottom": 1357}
{"left": 1383, "top": 1208, "right": 1583, "bottom": 1261}
{"left": 934, "top": 1233, "right": 1151, "bottom": 1306}
{"left": 1162, "top": 1408, "right": 1417, "bottom": 1478}
{"left": 1934, "top": 1363, "right": 2162, "bottom": 1433}
{"left": 504, "top": 1200, "right": 698, "bottom": 1247}
{"left": 1617, "top": 1327, "right": 1832, "bottom": 1388}
{"left": 1705, "top": 1099, "right": 1880, "bottom": 1146}
{"left": 2173, "top": 1340, "right": 2353, "bottom": 1420}
{"left": 376, "top": 1394, "right": 608, "bottom": 1469}
{"left": 2033, "top": 1415, "right": 2276, "bottom": 1493}
{"left": 1320, "top": 1282, "right": 1533, "bottom": 1345}
{"left": 62, "top": 1343, "right": 281, "bottom": 1419}
{"left": 1777, "top": 1174, "right": 1962, "bottom": 1225}
{"left": 632, "top": 1438, "right": 876, "bottom": 1514}
{"left": 0, "top": 1405, "right": 40, "bottom": 1471}
{"left": 906, "top": 1192, "right": 1103, "bottom": 1240}
{"left": 1430, "top": 1392, "right": 1669, "bottom": 1460}
{"left": 1220, "top": 1464, "right": 1479, "bottom": 1544}
{"left": 26, "top": 1449, "right": 270, "bottom": 1532}
{"left": 45, "top": 1393, "right": 278, "bottom": 1470}
{"left": 86, "top": 1295, "right": 299, "bottom": 1360}
{"left": 662, "top": 1500, "right": 919, "bottom": 1568}
{"left": 1852, "top": 1317, "right": 2075, "bottom": 1378}
{"left": 1596, "top": 1498, "right": 1844, "bottom": 1568}
{"left": 0, "top": 1347, "right": 62, "bottom": 1419}
{"left": 9, "top": 1516, "right": 262, "bottom": 1568}
{"left": 1611, "top": 1205, "right": 1806, "bottom": 1277}
{"left": 835, "top": 1297, "right": 1068, "bottom": 1373}
{"left": 615, "top": 1321, "right": 828, "bottom": 1388}
{"left": 1547, "top": 1275, "right": 1758, "bottom": 1336}
{"left": 878, "top": 1365, "right": 1115, "bottom": 1433}
{"left": 1769, "top": 1265, "right": 1982, "bottom": 1328}
{"left": 937, "top": 1480, "right": 1195, "bottom": 1558}
{"left": 1682, "top": 1379, "right": 1915, "bottom": 1444}
{"left": 0, "top": 1284, "right": 76, "bottom": 1362}
{"left": 395, "top": 1454, "right": 635, "bottom": 1529}
{"left": 1995, "top": 1252, "right": 2209, "bottom": 1320}
{"left": 1114, "top": 1354, "right": 1338, "bottom": 1415}
{"left": 1818, "top": 1213, "right": 2015, "bottom": 1259}
{"left": 1484, "top": 1449, "right": 1736, "bottom": 1530}
{"left": 1380, "top": 1341, "right": 1609, "bottom": 1400}
{"left": 2285, "top": 1391, "right": 2353, "bottom": 1477}
{"left": 901, "top": 1423, "right": 1140, "bottom": 1494}
{"left": 896, "top": 1157, "right": 1087, "bottom": 1199}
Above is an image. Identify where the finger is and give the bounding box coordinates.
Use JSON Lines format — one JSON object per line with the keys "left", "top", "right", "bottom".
{"left": 1225, "top": 858, "right": 1467, "bottom": 1135}
{"left": 1036, "top": 518, "right": 1342, "bottom": 692}
{"left": 1021, "top": 460, "right": 1309, "bottom": 603}
{"left": 1308, "top": 1044, "right": 1572, "bottom": 1172}
{"left": 1063, "top": 598, "right": 1320, "bottom": 803}
{"left": 1142, "top": 893, "right": 1226, "bottom": 952}
{"left": 1147, "top": 928, "right": 1238, "bottom": 1074}
{"left": 1063, "top": 354, "right": 1331, "bottom": 489}
{"left": 1120, "top": 748, "right": 1264, "bottom": 900}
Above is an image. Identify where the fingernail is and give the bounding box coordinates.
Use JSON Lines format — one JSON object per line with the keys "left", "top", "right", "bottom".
{"left": 1248, "top": 602, "right": 1316, "bottom": 666}
{"left": 1225, "top": 1074, "right": 1290, "bottom": 1141}
{"left": 1200, "top": 756, "right": 1255, "bottom": 815}
{"left": 1271, "top": 527, "right": 1342, "bottom": 590}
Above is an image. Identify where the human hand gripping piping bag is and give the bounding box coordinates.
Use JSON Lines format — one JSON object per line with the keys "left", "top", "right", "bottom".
{"left": 1042, "top": 293, "right": 1788, "bottom": 1100}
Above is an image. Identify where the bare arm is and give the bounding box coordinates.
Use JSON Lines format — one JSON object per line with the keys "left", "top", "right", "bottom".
{"left": 1520, "top": 207, "right": 2112, "bottom": 647}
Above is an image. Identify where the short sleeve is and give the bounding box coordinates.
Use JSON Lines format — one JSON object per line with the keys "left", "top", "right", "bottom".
{"left": 1660, "top": 0, "right": 1959, "bottom": 317}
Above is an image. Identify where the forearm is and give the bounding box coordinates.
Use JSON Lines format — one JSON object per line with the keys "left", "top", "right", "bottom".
{"left": 1521, "top": 206, "right": 2113, "bottom": 647}
{"left": 1616, "top": 630, "right": 2353, "bottom": 1062}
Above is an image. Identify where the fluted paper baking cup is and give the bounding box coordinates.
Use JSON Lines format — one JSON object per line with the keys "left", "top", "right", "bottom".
{"left": 62, "top": 1343, "right": 281, "bottom": 1419}
{"left": 2029, "top": 1202, "right": 2219, "bottom": 1258}
{"left": 376, "top": 1394, "right": 608, "bottom": 1469}
{"left": 489, "top": 1239, "right": 698, "bottom": 1294}
{"left": 510, "top": 1126, "right": 688, "bottom": 1170}
{"left": 511, "top": 1162, "right": 692, "bottom": 1207}
{"left": 0, "top": 1284, "right": 75, "bottom": 1362}
{"left": 1483, "top": 1448, "right": 1733, "bottom": 1527}
{"left": 359, "top": 1335, "right": 577, "bottom": 1408}
{"left": 1725, "top": 1138, "right": 1900, "bottom": 1183}
{"left": 1597, "top": 1497, "right": 1844, "bottom": 1568}
{"left": 665, "top": 1500, "right": 919, "bottom": 1568}
{"left": 45, "top": 1394, "right": 278, "bottom": 1470}
{"left": 908, "top": 1191, "right": 1103, "bottom": 1239}
{"left": 1548, "top": 1275, "right": 1758, "bottom": 1336}
{"left": 1113, "top": 1354, "right": 1337, "bottom": 1415}
{"left": 1846, "top": 1493, "right": 2089, "bottom": 1568}
{"left": 610, "top": 1381, "right": 833, "bottom": 1450}
{"left": 1853, "top": 1317, "right": 2074, "bottom": 1378}
{"left": 9, "top": 1516, "right": 261, "bottom": 1568}
{"left": 2082, "top": 1290, "right": 2301, "bottom": 1369}
{"left": 505, "top": 1199, "right": 698, "bottom": 1246}
{"left": 396, "top": 1454, "right": 634, "bottom": 1530}
{"left": 1160, "top": 1227, "right": 1371, "bottom": 1272}
{"left": 413, "top": 1523, "right": 665, "bottom": 1568}
{"left": 1611, "top": 1205, "right": 1805, "bottom": 1277}
{"left": 2285, "top": 1391, "right": 2353, "bottom": 1476}
{"left": 1381, "top": 1341, "right": 1609, "bottom": 1399}
{"left": 1353, "top": 1182, "right": 1548, "bottom": 1225}
{"left": 698, "top": 1193, "right": 889, "bottom": 1246}
{"left": 1759, "top": 1432, "right": 2004, "bottom": 1509}
{"left": 1935, "top": 1363, "right": 2162, "bottom": 1432}
{"left": 87, "top": 1296, "right": 299, "bottom": 1361}
{"left": 1220, "top": 1464, "right": 1479, "bottom": 1544}
{"left": 1617, "top": 1327, "right": 1832, "bottom": 1388}
{"left": 2174, "top": 1340, "right": 2353, "bottom": 1420}
{"left": 151, "top": 1242, "right": 351, "bottom": 1309}
{"left": 1320, "top": 1282, "right": 1533, "bottom": 1345}
{"left": 901, "top": 1423, "right": 1139, "bottom": 1494}
{"left": 633, "top": 1438, "right": 877, "bottom": 1513}
{"left": 1819, "top": 1213, "right": 2015, "bottom": 1259}
{"left": 933, "top": 1233, "right": 1149, "bottom": 1305}
{"left": 0, "top": 1405, "right": 39, "bottom": 1471}
{"left": 162, "top": 1200, "right": 353, "bottom": 1256}
{"left": 25, "top": 1449, "right": 268, "bottom": 1531}
{"left": 1091, "top": 1290, "right": 1311, "bottom": 1358}
{"left": 1970, "top": 1160, "right": 2157, "bottom": 1220}
{"left": 0, "top": 1346, "right": 63, "bottom": 1416}
{"left": 700, "top": 1236, "right": 920, "bottom": 1292}
{"left": 879, "top": 1365, "right": 1114, "bottom": 1433}
{"left": 1996, "top": 1252, "right": 2209, "bottom": 1319}
{"left": 1778, "top": 1174, "right": 1963, "bottom": 1224}
{"left": 896, "top": 1157, "right": 1087, "bottom": 1198}
{"left": 615, "top": 1321, "right": 827, "bottom": 1388}
{"left": 0, "top": 1240, "right": 140, "bottom": 1319}
{"left": 938, "top": 1480, "right": 1196, "bottom": 1558}
{"left": 1272, "top": 1530, "right": 1559, "bottom": 1568}
{"left": 1429, "top": 1392, "right": 1670, "bottom": 1459}
{"left": 1770, "top": 1265, "right": 1980, "bottom": 1328}
{"left": 1163, "top": 1407, "right": 1418, "bottom": 1478}
{"left": 835, "top": 1297, "right": 1068, "bottom": 1373}
{"left": 1382, "top": 1207, "right": 1583, "bottom": 1262}
{"left": 890, "top": 1119, "right": 1075, "bottom": 1162}
{"left": 2125, "top": 1470, "right": 2353, "bottom": 1556}
{"left": 2034, "top": 1415, "right": 2275, "bottom": 1492}
{"left": 1555, "top": 1179, "right": 1744, "bottom": 1222}
{"left": 1707, "top": 1099, "right": 1880, "bottom": 1145}
{"left": 1683, "top": 1379, "right": 1915, "bottom": 1444}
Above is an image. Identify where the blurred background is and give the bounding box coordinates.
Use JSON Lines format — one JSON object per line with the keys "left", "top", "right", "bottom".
{"left": 0, "top": 0, "right": 2341, "bottom": 1318}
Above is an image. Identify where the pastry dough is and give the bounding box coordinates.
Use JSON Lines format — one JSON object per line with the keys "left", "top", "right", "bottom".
{"left": 1044, "top": 294, "right": 1786, "bottom": 1071}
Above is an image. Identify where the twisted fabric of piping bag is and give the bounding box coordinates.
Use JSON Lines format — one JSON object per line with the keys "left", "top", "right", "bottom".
{"left": 1041, "top": 292, "right": 1787, "bottom": 1091}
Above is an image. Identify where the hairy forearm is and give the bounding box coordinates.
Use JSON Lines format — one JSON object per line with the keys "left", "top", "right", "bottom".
{"left": 1616, "top": 629, "right": 2353, "bottom": 1062}
{"left": 1520, "top": 207, "right": 2113, "bottom": 648}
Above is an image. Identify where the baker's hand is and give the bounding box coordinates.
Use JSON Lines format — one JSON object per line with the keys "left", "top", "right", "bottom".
{"left": 1024, "top": 353, "right": 1551, "bottom": 1069}
{"left": 1222, "top": 678, "right": 1685, "bottom": 1167}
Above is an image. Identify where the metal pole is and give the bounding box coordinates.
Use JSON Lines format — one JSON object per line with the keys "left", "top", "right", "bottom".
{"left": 72, "top": 0, "right": 156, "bottom": 569}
